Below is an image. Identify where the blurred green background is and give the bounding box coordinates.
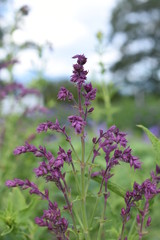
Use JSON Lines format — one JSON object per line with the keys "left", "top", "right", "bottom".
{"left": 0, "top": 0, "right": 160, "bottom": 239}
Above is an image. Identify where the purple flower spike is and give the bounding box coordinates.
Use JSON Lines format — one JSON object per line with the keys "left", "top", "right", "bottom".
{"left": 122, "top": 147, "right": 142, "bottom": 170}
{"left": 13, "top": 142, "right": 37, "bottom": 155}
{"left": 120, "top": 165, "right": 160, "bottom": 239}
{"left": 83, "top": 83, "right": 97, "bottom": 106}
{"left": 35, "top": 202, "right": 68, "bottom": 236}
{"left": 72, "top": 54, "right": 87, "bottom": 65}
{"left": 6, "top": 179, "right": 25, "bottom": 187}
{"left": 34, "top": 161, "right": 49, "bottom": 177}
{"left": 57, "top": 87, "right": 73, "bottom": 101}
{"left": 35, "top": 217, "right": 47, "bottom": 226}
{"left": 71, "top": 54, "right": 88, "bottom": 86}
{"left": 37, "top": 119, "right": 64, "bottom": 134}
{"left": 68, "top": 115, "right": 86, "bottom": 134}
{"left": 56, "top": 147, "right": 72, "bottom": 164}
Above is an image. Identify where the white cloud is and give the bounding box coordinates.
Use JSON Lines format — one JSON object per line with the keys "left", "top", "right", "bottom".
{"left": 12, "top": 0, "right": 117, "bottom": 80}
{"left": 14, "top": 0, "right": 88, "bottom": 47}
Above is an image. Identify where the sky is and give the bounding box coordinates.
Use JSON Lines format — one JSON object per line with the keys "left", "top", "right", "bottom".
{"left": 11, "top": 0, "right": 118, "bottom": 83}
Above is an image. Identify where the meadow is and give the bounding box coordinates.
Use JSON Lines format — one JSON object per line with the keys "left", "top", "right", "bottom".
{"left": 1, "top": 56, "right": 160, "bottom": 240}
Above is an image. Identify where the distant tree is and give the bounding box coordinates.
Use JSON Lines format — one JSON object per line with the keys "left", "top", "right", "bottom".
{"left": 109, "top": 0, "right": 160, "bottom": 94}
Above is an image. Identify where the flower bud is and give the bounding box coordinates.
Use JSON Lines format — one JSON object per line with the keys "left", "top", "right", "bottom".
{"left": 146, "top": 216, "right": 151, "bottom": 227}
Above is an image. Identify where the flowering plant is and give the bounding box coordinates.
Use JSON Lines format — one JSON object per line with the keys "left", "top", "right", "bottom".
{"left": 6, "top": 55, "right": 160, "bottom": 240}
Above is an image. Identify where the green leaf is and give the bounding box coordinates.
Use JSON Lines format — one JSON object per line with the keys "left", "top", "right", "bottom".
{"left": 1, "top": 225, "right": 14, "bottom": 236}
{"left": 0, "top": 212, "right": 6, "bottom": 221}
{"left": 67, "top": 228, "right": 77, "bottom": 237}
{"left": 91, "top": 176, "right": 126, "bottom": 198}
{"left": 79, "top": 232, "right": 85, "bottom": 240}
{"left": 17, "top": 197, "right": 38, "bottom": 222}
{"left": 137, "top": 125, "right": 160, "bottom": 164}
{"left": 72, "top": 195, "right": 82, "bottom": 203}
{"left": 105, "top": 226, "right": 119, "bottom": 239}
{"left": 12, "top": 188, "right": 27, "bottom": 211}
{"left": 6, "top": 188, "right": 27, "bottom": 212}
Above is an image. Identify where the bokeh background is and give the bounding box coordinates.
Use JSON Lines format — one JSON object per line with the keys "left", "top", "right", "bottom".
{"left": 0, "top": 0, "right": 160, "bottom": 239}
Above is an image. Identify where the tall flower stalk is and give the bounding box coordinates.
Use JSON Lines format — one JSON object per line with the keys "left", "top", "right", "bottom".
{"left": 6, "top": 54, "right": 160, "bottom": 240}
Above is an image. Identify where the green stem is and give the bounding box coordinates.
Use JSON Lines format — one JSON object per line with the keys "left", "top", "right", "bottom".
{"left": 64, "top": 132, "right": 81, "bottom": 163}
{"left": 100, "top": 77, "right": 113, "bottom": 127}
{"left": 86, "top": 137, "right": 100, "bottom": 165}
{"left": 128, "top": 216, "right": 136, "bottom": 239}
{"left": 85, "top": 144, "right": 101, "bottom": 195}
{"left": 139, "top": 200, "right": 149, "bottom": 240}
{"left": 89, "top": 197, "right": 99, "bottom": 228}
{"left": 86, "top": 147, "right": 93, "bottom": 164}
{"left": 70, "top": 141, "right": 81, "bottom": 162}
{"left": 63, "top": 181, "right": 84, "bottom": 238}
{"left": 97, "top": 200, "right": 106, "bottom": 240}
{"left": 63, "top": 132, "right": 81, "bottom": 193}
{"left": 81, "top": 136, "right": 91, "bottom": 240}
{"left": 119, "top": 220, "right": 126, "bottom": 240}
{"left": 72, "top": 165, "right": 81, "bottom": 194}
{"left": 72, "top": 205, "right": 84, "bottom": 230}
{"left": 97, "top": 179, "right": 108, "bottom": 240}
{"left": 77, "top": 85, "right": 90, "bottom": 239}
{"left": 60, "top": 181, "right": 78, "bottom": 236}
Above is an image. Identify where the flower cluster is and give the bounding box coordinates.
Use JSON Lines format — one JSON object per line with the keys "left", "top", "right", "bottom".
{"left": 14, "top": 141, "right": 74, "bottom": 190}
{"left": 6, "top": 178, "right": 68, "bottom": 239}
{"left": 0, "top": 59, "right": 40, "bottom": 100}
{"left": 7, "top": 142, "right": 72, "bottom": 238}
{"left": 70, "top": 54, "right": 88, "bottom": 86}
{"left": 0, "top": 59, "right": 18, "bottom": 70}
{"left": 82, "top": 83, "right": 97, "bottom": 106}
{"left": 68, "top": 115, "right": 86, "bottom": 134}
{"left": 0, "top": 79, "right": 46, "bottom": 118}
{"left": 6, "top": 178, "right": 48, "bottom": 199}
{"left": 34, "top": 146, "right": 72, "bottom": 188}
{"left": 120, "top": 165, "right": 160, "bottom": 239}
{"left": 13, "top": 142, "right": 38, "bottom": 155}
{"left": 57, "top": 87, "right": 73, "bottom": 101}
{"left": 0, "top": 82, "right": 40, "bottom": 100}
{"left": 35, "top": 202, "right": 68, "bottom": 240}
{"left": 6, "top": 54, "right": 158, "bottom": 240}
{"left": 91, "top": 126, "right": 141, "bottom": 187}
{"left": 37, "top": 119, "right": 65, "bottom": 134}
{"left": 58, "top": 54, "right": 96, "bottom": 134}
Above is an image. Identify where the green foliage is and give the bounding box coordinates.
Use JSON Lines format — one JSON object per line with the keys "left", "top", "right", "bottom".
{"left": 91, "top": 176, "right": 126, "bottom": 198}
{"left": 95, "top": 94, "right": 160, "bottom": 131}
{"left": 0, "top": 113, "right": 58, "bottom": 240}
{"left": 0, "top": 188, "right": 38, "bottom": 239}
{"left": 138, "top": 125, "right": 160, "bottom": 164}
{"left": 1, "top": 112, "right": 160, "bottom": 239}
